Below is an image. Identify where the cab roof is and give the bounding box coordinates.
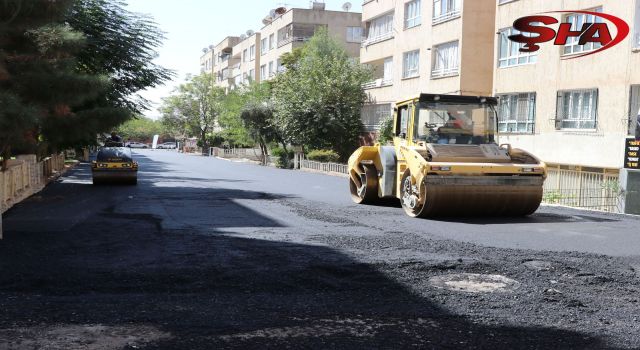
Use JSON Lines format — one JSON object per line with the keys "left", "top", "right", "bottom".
{"left": 396, "top": 94, "right": 498, "bottom": 106}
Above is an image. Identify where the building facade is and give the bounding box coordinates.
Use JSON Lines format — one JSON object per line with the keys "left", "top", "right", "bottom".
{"left": 199, "top": 46, "right": 214, "bottom": 75}
{"left": 360, "top": 0, "right": 497, "bottom": 132}
{"left": 494, "top": 0, "right": 640, "bottom": 170}
{"left": 206, "top": 4, "right": 362, "bottom": 91}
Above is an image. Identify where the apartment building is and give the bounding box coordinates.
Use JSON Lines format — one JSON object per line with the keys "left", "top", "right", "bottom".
{"left": 360, "top": 0, "right": 497, "bottom": 133}
{"left": 212, "top": 36, "right": 241, "bottom": 92}
{"left": 493, "top": 0, "right": 640, "bottom": 170}
{"left": 207, "top": 3, "right": 362, "bottom": 91}
{"left": 199, "top": 46, "right": 214, "bottom": 75}
{"left": 230, "top": 32, "right": 261, "bottom": 86}
{"left": 258, "top": 5, "right": 362, "bottom": 83}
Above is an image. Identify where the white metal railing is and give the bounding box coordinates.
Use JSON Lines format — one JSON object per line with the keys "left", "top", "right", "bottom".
{"left": 432, "top": 10, "right": 461, "bottom": 25}
{"left": 300, "top": 159, "right": 348, "bottom": 174}
{"left": 362, "top": 32, "right": 394, "bottom": 47}
{"left": 362, "top": 78, "right": 393, "bottom": 89}
{"left": 543, "top": 165, "right": 621, "bottom": 212}
{"left": 431, "top": 67, "right": 459, "bottom": 78}
{"left": 277, "top": 37, "right": 310, "bottom": 48}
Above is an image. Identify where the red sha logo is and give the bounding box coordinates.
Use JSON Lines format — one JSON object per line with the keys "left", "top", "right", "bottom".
{"left": 509, "top": 11, "right": 629, "bottom": 59}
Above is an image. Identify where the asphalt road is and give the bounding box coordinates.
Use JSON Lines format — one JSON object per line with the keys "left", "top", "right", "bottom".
{"left": 1, "top": 149, "right": 640, "bottom": 349}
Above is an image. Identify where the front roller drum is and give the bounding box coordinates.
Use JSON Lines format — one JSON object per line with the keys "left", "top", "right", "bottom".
{"left": 349, "top": 164, "right": 379, "bottom": 204}
{"left": 401, "top": 171, "right": 544, "bottom": 217}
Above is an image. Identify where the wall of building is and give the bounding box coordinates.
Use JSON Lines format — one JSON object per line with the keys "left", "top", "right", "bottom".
{"left": 494, "top": 0, "right": 640, "bottom": 169}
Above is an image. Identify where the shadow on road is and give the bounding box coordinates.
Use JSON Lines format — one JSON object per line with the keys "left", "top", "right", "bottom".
{"left": 0, "top": 156, "right": 615, "bottom": 349}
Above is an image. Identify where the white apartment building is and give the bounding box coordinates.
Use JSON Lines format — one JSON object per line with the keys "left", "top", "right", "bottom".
{"left": 199, "top": 46, "right": 214, "bottom": 75}
{"left": 230, "top": 32, "right": 261, "bottom": 87}
{"left": 494, "top": 0, "right": 640, "bottom": 170}
{"left": 212, "top": 36, "right": 241, "bottom": 92}
{"left": 360, "top": 0, "right": 497, "bottom": 137}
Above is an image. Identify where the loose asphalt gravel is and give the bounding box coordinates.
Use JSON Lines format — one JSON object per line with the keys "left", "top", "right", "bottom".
{"left": 1, "top": 149, "right": 640, "bottom": 349}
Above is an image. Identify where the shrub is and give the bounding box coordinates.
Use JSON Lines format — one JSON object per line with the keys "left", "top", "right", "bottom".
{"left": 377, "top": 117, "right": 394, "bottom": 145}
{"left": 270, "top": 147, "right": 294, "bottom": 169}
{"left": 307, "top": 149, "right": 340, "bottom": 163}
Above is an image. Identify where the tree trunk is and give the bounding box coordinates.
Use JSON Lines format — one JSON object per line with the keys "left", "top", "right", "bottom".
{"left": 1, "top": 145, "right": 10, "bottom": 171}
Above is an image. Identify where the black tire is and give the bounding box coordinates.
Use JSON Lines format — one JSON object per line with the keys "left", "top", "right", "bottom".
{"left": 349, "top": 164, "right": 379, "bottom": 204}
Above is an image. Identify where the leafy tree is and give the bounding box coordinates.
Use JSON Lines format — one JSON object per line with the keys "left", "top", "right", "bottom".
{"left": 377, "top": 117, "right": 394, "bottom": 145}
{"left": 160, "top": 74, "right": 225, "bottom": 150}
{"left": 273, "top": 28, "right": 371, "bottom": 161}
{"left": 117, "top": 116, "right": 167, "bottom": 142}
{"left": 217, "top": 88, "right": 254, "bottom": 147}
{"left": 0, "top": 0, "right": 170, "bottom": 167}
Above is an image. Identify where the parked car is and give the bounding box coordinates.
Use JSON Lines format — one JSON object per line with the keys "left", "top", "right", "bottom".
{"left": 126, "top": 142, "right": 148, "bottom": 149}
{"left": 157, "top": 142, "right": 177, "bottom": 149}
{"left": 92, "top": 146, "right": 138, "bottom": 185}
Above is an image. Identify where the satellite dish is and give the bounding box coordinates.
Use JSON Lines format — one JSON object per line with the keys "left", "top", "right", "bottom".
{"left": 240, "top": 34, "right": 247, "bottom": 40}
{"left": 208, "top": 45, "right": 214, "bottom": 50}
{"left": 246, "top": 30, "right": 255, "bottom": 36}
{"left": 269, "top": 9, "right": 277, "bottom": 17}
{"left": 202, "top": 48, "right": 208, "bottom": 53}
{"left": 342, "top": 2, "right": 352, "bottom": 11}
{"left": 262, "top": 16, "right": 273, "bottom": 25}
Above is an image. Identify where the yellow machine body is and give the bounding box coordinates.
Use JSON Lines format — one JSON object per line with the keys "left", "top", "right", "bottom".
{"left": 348, "top": 94, "right": 546, "bottom": 217}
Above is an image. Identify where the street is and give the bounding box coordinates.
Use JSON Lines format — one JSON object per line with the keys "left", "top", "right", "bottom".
{"left": 1, "top": 150, "right": 640, "bottom": 349}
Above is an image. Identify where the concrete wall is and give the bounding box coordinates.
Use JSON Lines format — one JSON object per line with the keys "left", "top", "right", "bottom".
{"left": 494, "top": 0, "right": 640, "bottom": 169}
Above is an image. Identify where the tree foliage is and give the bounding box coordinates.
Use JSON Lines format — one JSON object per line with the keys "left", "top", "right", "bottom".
{"left": 0, "top": 0, "right": 170, "bottom": 167}
{"left": 272, "top": 28, "right": 371, "bottom": 161}
{"left": 160, "top": 74, "right": 225, "bottom": 150}
{"left": 117, "top": 117, "right": 167, "bottom": 142}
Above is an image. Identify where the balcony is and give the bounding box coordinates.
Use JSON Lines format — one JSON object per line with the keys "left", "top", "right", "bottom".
{"left": 277, "top": 36, "right": 311, "bottom": 48}
{"left": 362, "top": 78, "right": 393, "bottom": 90}
{"left": 431, "top": 66, "right": 459, "bottom": 79}
{"left": 432, "top": 10, "right": 461, "bottom": 25}
{"left": 361, "top": 31, "right": 393, "bottom": 47}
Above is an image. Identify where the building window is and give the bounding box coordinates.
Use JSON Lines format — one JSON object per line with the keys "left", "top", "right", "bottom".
{"left": 347, "top": 27, "right": 363, "bottom": 43}
{"left": 432, "top": 41, "right": 459, "bottom": 78}
{"left": 260, "top": 65, "right": 267, "bottom": 80}
{"left": 383, "top": 57, "right": 393, "bottom": 83}
{"left": 498, "top": 27, "right": 538, "bottom": 68}
{"left": 249, "top": 69, "right": 255, "bottom": 81}
{"left": 433, "top": 0, "right": 461, "bottom": 24}
{"left": 556, "top": 89, "right": 598, "bottom": 129}
{"left": 249, "top": 45, "right": 255, "bottom": 61}
{"left": 402, "top": 50, "right": 420, "bottom": 79}
{"left": 268, "top": 61, "right": 274, "bottom": 76}
{"left": 563, "top": 8, "right": 603, "bottom": 55}
{"left": 405, "top": 0, "right": 421, "bottom": 29}
{"left": 261, "top": 38, "right": 268, "bottom": 55}
{"left": 497, "top": 93, "right": 536, "bottom": 133}
{"left": 629, "top": 85, "right": 640, "bottom": 136}
{"left": 243, "top": 49, "right": 248, "bottom": 62}
{"left": 269, "top": 34, "right": 275, "bottom": 49}
{"left": 364, "top": 13, "right": 394, "bottom": 45}
{"left": 361, "top": 104, "right": 392, "bottom": 132}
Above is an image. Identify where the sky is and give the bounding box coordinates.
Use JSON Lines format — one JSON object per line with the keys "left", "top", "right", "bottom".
{"left": 124, "top": 0, "right": 363, "bottom": 119}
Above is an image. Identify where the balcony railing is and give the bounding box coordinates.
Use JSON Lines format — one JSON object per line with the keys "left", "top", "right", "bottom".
{"left": 432, "top": 10, "right": 461, "bottom": 25}
{"left": 361, "top": 32, "right": 393, "bottom": 47}
{"left": 362, "top": 78, "right": 393, "bottom": 89}
{"left": 431, "top": 67, "right": 459, "bottom": 78}
{"left": 277, "top": 36, "right": 311, "bottom": 48}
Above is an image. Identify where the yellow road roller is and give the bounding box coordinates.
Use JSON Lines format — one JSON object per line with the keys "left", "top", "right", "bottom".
{"left": 348, "top": 94, "right": 546, "bottom": 217}
{"left": 92, "top": 144, "right": 138, "bottom": 185}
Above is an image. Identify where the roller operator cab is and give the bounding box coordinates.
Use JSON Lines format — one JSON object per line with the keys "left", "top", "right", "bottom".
{"left": 92, "top": 144, "right": 138, "bottom": 185}
{"left": 348, "top": 94, "right": 547, "bottom": 218}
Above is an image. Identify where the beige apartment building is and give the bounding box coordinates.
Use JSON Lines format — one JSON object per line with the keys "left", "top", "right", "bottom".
{"left": 360, "top": 0, "right": 497, "bottom": 133}
{"left": 257, "top": 5, "right": 362, "bottom": 83}
{"left": 231, "top": 32, "right": 261, "bottom": 87}
{"left": 211, "top": 36, "right": 241, "bottom": 92}
{"left": 203, "top": 3, "right": 362, "bottom": 91}
{"left": 494, "top": 0, "right": 640, "bottom": 170}
{"left": 199, "top": 46, "right": 214, "bottom": 75}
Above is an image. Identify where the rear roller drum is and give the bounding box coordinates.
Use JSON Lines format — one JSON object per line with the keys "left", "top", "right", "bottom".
{"left": 349, "top": 164, "right": 379, "bottom": 204}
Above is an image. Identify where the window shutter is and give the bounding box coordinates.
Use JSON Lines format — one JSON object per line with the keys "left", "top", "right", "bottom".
{"left": 593, "top": 88, "right": 599, "bottom": 129}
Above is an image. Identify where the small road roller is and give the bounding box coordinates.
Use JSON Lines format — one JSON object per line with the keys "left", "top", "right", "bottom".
{"left": 348, "top": 94, "right": 546, "bottom": 217}
{"left": 92, "top": 144, "right": 138, "bottom": 185}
